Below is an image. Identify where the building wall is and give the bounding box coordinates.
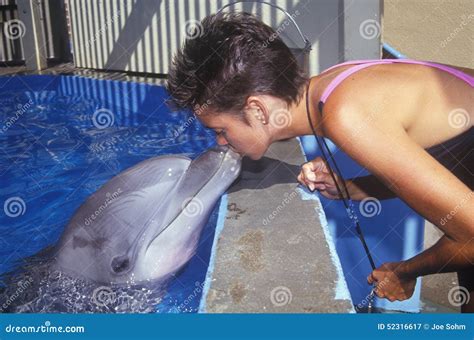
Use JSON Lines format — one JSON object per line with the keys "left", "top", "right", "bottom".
{"left": 383, "top": 0, "right": 474, "bottom": 68}
{"left": 67, "top": 0, "right": 382, "bottom": 76}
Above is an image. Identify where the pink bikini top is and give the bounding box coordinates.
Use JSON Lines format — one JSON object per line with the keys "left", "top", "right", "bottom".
{"left": 320, "top": 59, "right": 474, "bottom": 106}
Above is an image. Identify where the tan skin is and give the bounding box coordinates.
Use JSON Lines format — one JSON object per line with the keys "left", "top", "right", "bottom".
{"left": 198, "top": 63, "right": 474, "bottom": 312}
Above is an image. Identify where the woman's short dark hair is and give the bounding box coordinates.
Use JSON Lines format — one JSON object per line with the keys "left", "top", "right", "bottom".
{"left": 166, "top": 12, "right": 307, "bottom": 116}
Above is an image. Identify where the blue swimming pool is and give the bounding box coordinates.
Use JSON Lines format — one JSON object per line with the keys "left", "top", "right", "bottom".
{"left": 0, "top": 74, "right": 220, "bottom": 312}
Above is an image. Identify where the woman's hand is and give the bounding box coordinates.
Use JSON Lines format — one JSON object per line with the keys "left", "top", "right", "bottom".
{"left": 297, "top": 157, "right": 344, "bottom": 200}
{"left": 367, "top": 262, "right": 416, "bottom": 302}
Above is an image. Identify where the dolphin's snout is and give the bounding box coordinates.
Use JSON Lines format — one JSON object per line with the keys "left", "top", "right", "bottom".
{"left": 201, "top": 145, "right": 242, "bottom": 181}
{"left": 209, "top": 145, "right": 243, "bottom": 162}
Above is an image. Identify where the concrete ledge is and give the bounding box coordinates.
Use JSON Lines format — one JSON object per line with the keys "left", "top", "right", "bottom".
{"left": 202, "top": 138, "right": 354, "bottom": 313}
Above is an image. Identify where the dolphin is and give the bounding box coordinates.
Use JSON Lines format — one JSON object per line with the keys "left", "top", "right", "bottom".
{"left": 54, "top": 145, "right": 242, "bottom": 285}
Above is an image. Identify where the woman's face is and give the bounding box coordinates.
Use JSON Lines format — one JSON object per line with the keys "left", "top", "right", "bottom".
{"left": 198, "top": 110, "right": 272, "bottom": 160}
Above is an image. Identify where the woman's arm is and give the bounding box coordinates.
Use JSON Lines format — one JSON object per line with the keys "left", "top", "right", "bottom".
{"left": 368, "top": 234, "right": 474, "bottom": 303}
{"left": 398, "top": 234, "right": 474, "bottom": 278}
{"left": 325, "top": 105, "right": 474, "bottom": 301}
{"left": 325, "top": 106, "right": 474, "bottom": 242}
{"left": 346, "top": 175, "right": 398, "bottom": 200}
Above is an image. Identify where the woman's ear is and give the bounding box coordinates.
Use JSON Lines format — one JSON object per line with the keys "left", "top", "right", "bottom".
{"left": 245, "top": 96, "right": 269, "bottom": 125}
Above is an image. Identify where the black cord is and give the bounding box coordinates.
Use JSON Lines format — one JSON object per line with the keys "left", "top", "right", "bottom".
{"left": 304, "top": 80, "right": 376, "bottom": 271}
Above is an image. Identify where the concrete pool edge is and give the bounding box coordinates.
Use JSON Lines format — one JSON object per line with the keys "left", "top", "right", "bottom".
{"left": 295, "top": 138, "right": 354, "bottom": 305}
{"left": 198, "top": 194, "right": 229, "bottom": 313}
{"left": 200, "top": 138, "right": 354, "bottom": 313}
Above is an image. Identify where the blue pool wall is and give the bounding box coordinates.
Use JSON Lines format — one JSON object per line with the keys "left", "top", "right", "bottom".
{"left": 0, "top": 75, "right": 172, "bottom": 121}
{"left": 299, "top": 136, "right": 424, "bottom": 313}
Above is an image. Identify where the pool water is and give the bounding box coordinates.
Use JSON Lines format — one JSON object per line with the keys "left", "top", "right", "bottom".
{"left": 0, "top": 75, "right": 220, "bottom": 313}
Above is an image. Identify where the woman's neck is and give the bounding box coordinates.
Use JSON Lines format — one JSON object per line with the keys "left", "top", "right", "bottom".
{"left": 282, "top": 76, "right": 326, "bottom": 140}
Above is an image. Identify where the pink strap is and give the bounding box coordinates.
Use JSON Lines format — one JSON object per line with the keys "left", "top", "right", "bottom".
{"left": 320, "top": 59, "right": 474, "bottom": 105}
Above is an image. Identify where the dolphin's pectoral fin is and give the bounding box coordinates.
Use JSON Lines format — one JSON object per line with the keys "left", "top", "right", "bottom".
{"left": 111, "top": 255, "right": 131, "bottom": 274}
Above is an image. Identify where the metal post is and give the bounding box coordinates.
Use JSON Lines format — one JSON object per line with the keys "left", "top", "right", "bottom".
{"left": 17, "top": 0, "right": 47, "bottom": 70}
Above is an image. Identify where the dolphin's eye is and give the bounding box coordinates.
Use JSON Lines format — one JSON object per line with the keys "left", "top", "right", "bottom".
{"left": 111, "top": 256, "right": 130, "bottom": 273}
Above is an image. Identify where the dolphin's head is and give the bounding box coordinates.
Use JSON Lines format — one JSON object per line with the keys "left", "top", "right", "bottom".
{"left": 132, "top": 145, "right": 242, "bottom": 283}
{"left": 55, "top": 146, "right": 242, "bottom": 285}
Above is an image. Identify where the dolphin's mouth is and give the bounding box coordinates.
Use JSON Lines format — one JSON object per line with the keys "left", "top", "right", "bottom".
{"left": 111, "top": 146, "right": 242, "bottom": 277}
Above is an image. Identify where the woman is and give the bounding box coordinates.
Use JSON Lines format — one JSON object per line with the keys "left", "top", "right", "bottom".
{"left": 167, "top": 12, "right": 474, "bottom": 312}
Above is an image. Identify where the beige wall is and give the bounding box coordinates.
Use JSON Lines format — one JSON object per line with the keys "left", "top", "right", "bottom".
{"left": 383, "top": 0, "right": 474, "bottom": 68}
